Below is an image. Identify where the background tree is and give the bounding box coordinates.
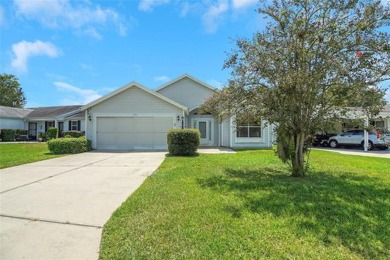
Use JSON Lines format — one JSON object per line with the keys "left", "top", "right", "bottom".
{"left": 200, "top": 0, "right": 389, "bottom": 177}
{"left": 0, "top": 74, "right": 26, "bottom": 108}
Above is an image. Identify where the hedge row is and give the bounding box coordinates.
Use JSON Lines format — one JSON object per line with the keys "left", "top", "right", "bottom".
{"left": 61, "top": 131, "right": 85, "bottom": 138}
{"left": 47, "top": 137, "right": 92, "bottom": 154}
{"left": 0, "top": 129, "right": 28, "bottom": 141}
{"left": 167, "top": 129, "right": 200, "bottom": 156}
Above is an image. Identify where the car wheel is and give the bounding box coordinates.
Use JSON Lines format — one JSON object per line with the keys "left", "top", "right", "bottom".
{"left": 329, "top": 140, "right": 338, "bottom": 148}
{"left": 321, "top": 141, "right": 329, "bottom": 147}
{"left": 362, "top": 141, "right": 374, "bottom": 150}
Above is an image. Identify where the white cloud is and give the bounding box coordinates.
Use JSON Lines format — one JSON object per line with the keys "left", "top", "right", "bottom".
{"left": 11, "top": 40, "right": 60, "bottom": 72}
{"left": 83, "top": 27, "right": 102, "bottom": 40}
{"left": 154, "top": 75, "right": 170, "bottom": 83}
{"left": 13, "top": 0, "right": 127, "bottom": 38}
{"left": 138, "top": 0, "right": 170, "bottom": 12}
{"left": 54, "top": 81, "right": 102, "bottom": 104}
{"left": 202, "top": 0, "right": 228, "bottom": 33}
{"left": 232, "top": 0, "right": 257, "bottom": 9}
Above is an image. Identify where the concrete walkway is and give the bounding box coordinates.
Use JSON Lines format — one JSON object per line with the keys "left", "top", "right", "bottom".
{"left": 0, "top": 151, "right": 166, "bottom": 259}
{"left": 197, "top": 147, "right": 236, "bottom": 154}
{"left": 313, "top": 147, "right": 390, "bottom": 158}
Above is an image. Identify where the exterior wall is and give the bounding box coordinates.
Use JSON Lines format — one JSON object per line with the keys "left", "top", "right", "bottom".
{"left": 157, "top": 78, "right": 215, "bottom": 110}
{"left": 85, "top": 86, "right": 183, "bottom": 142}
{"left": 221, "top": 119, "right": 230, "bottom": 147}
{"left": 0, "top": 118, "right": 26, "bottom": 129}
{"left": 230, "top": 119, "right": 273, "bottom": 149}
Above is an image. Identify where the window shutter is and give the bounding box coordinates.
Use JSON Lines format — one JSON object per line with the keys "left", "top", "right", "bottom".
{"left": 77, "top": 120, "right": 81, "bottom": 131}
{"left": 45, "top": 121, "right": 48, "bottom": 132}
{"left": 68, "top": 121, "right": 71, "bottom": 131}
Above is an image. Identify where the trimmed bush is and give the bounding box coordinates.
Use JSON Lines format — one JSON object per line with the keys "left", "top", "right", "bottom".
{"left": 47, "top": 137, "right": 92, "bottom": 154}
{"left": 39, "top": 132, "right": 48, "bottom": 142}
{"left": 0, "top": 129, "right": 28, "bottom": 141}
{"left": 48, "top": 127, "right": 58, "bottom": 140}
{"left": 167, "top": 128, "right": 200, "bottom": 156}
{"left": 61, "top": 131, "right": 84, "bottom": 138}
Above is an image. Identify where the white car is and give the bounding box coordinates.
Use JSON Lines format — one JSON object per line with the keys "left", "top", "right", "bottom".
{"left": 328, "top": 130, "right": 388, "bottom": 150}
{"left": 382, "top": 134, "right": 390, "bottom": 144}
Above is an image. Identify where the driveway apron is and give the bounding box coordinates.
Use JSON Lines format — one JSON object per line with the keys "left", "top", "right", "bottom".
{"left": 0, "top": 151, "right": 166, "bottom": 259}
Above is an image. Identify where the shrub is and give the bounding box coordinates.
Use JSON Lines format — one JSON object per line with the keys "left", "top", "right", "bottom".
{"left": 48, "top": 127, "right": 58, "bottom": 140}
{"left": 167, "top": 128, "right": 200, "bottom": 156}
{"left": 61, "top": 131, "right": 84, "bottom": 138}
{"left": 0, "top": 129, "right": 28, "bottom": 141}
{"left": 39, "top": 132, "right": 48, "bottom": 142}
{"left": 47, "top": 137, "right": 92, "bottom": 154}
{"left": 1, "top": 129, "right": 16, "bottom": 141}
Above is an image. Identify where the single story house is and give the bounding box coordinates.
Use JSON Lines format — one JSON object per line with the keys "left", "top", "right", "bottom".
{"left": 1, "top": 74, "right": 389, "bottom": 149}
{"left": 0, "top": 105, "right": 84, "bottom": 140}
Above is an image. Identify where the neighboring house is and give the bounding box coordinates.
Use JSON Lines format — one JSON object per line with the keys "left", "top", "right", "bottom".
{"left": 1, "top": 74, "right": 389, "bottom": 149}
{"left": 0, "top": 105, "right": 85, "bottom": 140}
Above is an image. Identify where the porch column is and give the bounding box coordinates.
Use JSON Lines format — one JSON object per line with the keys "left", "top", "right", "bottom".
{"left": 364, "top": 117, "right": 369, "bottom": 152}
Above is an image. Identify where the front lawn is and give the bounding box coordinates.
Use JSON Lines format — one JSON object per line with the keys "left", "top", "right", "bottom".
{"left": 0, "top": 143, "right": 63, "bottom": 169}
{"left": 100, "top": 150, "right": 390, "bottom": 259}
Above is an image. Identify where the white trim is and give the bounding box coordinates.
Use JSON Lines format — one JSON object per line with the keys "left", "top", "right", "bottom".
{"left": 221, "top": 121, "right": 224, "bottom": 146}
{"left": 81, "top": 82, "right": 188, "bottom": 113}
{"left": 155, "top": 74, "right": 217, "bottom": 93}
{"left": 229, "top": 117, "right": 233, "bottom": 148}
{"left": 92, "top": 113, "right": 177, "bottom": 149}
{"left": 84, "top": 110, "right": 88, "bottom": 137}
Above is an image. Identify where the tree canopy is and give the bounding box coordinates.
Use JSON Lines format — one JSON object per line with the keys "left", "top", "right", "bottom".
{"left": 0, "top": 74, "right": 26, "bottom": 108}
{"left": 200, "top": 0, "right": 389, "bottom": 176}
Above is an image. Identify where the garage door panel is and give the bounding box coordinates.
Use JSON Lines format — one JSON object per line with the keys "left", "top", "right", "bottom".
{"left": 96, "top": 117, "right": 173, "bottom": 149}
{"left": 154, "top": 117, "right": 173, "bottom": 130}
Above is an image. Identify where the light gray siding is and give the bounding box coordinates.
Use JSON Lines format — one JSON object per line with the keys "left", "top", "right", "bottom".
{"left": 157, "top": 78, "right": 215, "bottom": 110}
{"left": 85, "top": 86, "right": 183, "bottom": 144}
{"left": 221, "top": 119, "right": 230, "bottom": 147}
{"left": 0, "top": 118, "right": 26, "bottom": 129}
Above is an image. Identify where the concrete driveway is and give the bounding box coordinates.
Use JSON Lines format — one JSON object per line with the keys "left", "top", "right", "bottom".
{"left": 0, "top": 151, "right": 166, "bottom": 259}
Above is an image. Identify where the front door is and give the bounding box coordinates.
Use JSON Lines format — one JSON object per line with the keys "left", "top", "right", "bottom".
{"left": 193, "top": 119, "right": 213, "bottom": 146}
{"left": 28, "top": 123, "right": 37, "bottom": 140}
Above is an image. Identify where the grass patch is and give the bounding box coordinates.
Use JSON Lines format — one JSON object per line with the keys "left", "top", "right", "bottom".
{"left": 100, "top": 150, "right": 390, "bottom": 259}
{"left": 0, "top": 143, "right": 64, "bottom": 169}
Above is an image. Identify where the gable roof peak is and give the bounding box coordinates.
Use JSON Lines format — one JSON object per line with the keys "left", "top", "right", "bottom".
{"left": 155, "top": 74, "right": 217, "bottom": 92}
{"left": 81, "top": 81, "right": 188, "bottom": 112}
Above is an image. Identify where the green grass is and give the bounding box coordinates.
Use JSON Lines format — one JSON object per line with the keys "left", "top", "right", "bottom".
{"left": 100, "top": 150, "right": 390, "bottom": 259}
{"left": 0, "top": 143, "right": 64, "bottom": 169}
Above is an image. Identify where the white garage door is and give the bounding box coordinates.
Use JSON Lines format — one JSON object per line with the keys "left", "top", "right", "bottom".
{"left": 96, "top": 117, "right": 173, "bottom": 149}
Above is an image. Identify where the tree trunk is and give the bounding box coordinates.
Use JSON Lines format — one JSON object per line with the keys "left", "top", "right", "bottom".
{"left": 291, "top": 132, "right": 305, "bottom": 177}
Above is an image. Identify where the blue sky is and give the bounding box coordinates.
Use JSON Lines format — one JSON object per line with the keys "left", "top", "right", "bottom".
{"left": 0, "top": 0, "right": 389, "bottom": 107}
{"left": 0, "top": 0, "right": 265, "bottom": 107}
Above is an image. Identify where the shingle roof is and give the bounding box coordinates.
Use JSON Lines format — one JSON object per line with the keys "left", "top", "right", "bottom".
{"left": 27, "top": 105, "right": 82, "bottom": 118}
{"left": 0, "top": 106, "right": 33, "bottom": 119}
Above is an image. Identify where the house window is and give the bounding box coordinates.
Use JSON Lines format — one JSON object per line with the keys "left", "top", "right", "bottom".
{"left": 370, "top": 120, "right": 385, "bottom": 128}
{"left": 71, "top": 121, "right": 79, "bottom": 131}
{"left": 236, "top": 119, "right": 261, "bottom": 138}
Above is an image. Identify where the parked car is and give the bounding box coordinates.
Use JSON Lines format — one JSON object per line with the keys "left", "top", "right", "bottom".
{"left": 328, "top": 130, "right": 388, "bottom": 150}
{"left": 311, "top": 133, "right": 337, "bottom": 147}
{"left": 382, "top": 134, "right": 390, "bottom": 144}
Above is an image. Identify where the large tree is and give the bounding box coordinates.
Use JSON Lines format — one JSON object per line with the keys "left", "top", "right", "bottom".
{"left": 201, "top": 0, "right": 389, "bottom": 176}
{"left": 0, "top": 74, "right": 26, "bottom": 108}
